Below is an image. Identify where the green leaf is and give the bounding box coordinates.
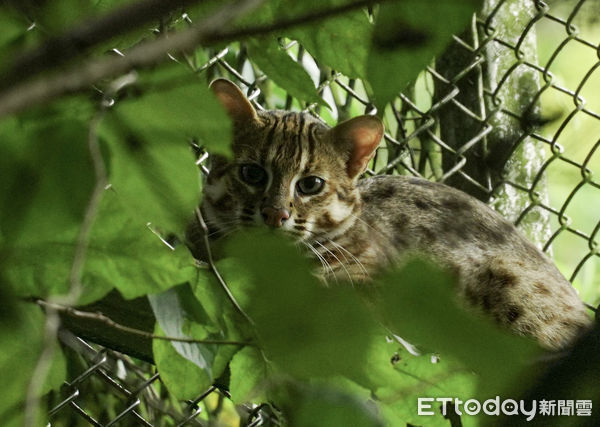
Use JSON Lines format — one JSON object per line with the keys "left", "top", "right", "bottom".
{"left": 375, "top": 258, "right": 541, "bottom": 396}
{"left": 278, "top": 382, "right": 383, "bottom": 427}
{"left": 83, "top": 191, "right": 197, "bottom": 300}
{"left": 0, "top": 115, "right": 94, "bottom": 246}
{"left": 0, "top": 112, "right": 94, "bottom": 300}
{"left": 229, "top": 346, "right": 269, "bottom": 404}
{"left": 0, "top": 8, "right": 29, "bottom": 51}
{"left": 288, "top": 9, "right": 371, "bottom": 79}
{"left": 224, "top": 230, "right": 377, "bottom": 379}
{"left": 191, "top": 257, "right": 254, "bottom": 337}
{"left": 0, "top": 302, "right": 66, "bottom": 426}
{"left": 367, "top": 0, "right": 481, "bottom": 110}
{"left": 100, "top": 65, "right": 232, "bottom": 232}
{"left": 35, "top": 0, "right": 132, "bottom": 34}
{"left": 357, "top": 335, "right": 477, "bottom": 426}
{"left": 246, "top": 37, "right": 326, "bottom": 107}
{"left": 152, "top": 324, "right": 213, "bottom": 401}
{"left": 4, "top": 189, "right": 196, "bottom": 303}
{"left": 149, "top": 283, "right": 242, "bottom": 398}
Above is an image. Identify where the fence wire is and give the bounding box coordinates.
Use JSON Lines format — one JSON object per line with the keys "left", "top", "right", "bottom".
{"left": 47, "top": 330, "right": 274, "bottom": 426}
{"left": 48, "top": 0, "right": 600, "bottom": 425}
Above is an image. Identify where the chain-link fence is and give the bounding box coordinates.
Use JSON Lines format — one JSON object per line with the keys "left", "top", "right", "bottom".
{"left": 47, "top": 0, "right": 599, "bottom": 425}
{"left": 47, "top": 329, "right": 275, "bottom": 426}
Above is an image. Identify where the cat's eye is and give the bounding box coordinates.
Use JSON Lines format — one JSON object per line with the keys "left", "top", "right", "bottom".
{"left": 297, "top": 176, "right": 325, "bottom": 195}
{"left": 240, "top": 164, "right": 267, "bottom": 186}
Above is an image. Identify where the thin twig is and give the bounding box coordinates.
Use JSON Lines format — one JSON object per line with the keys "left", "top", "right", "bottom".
{"left": 0, "top": 0, "right": 389, "bottom": 118}
{"left": 22, "top": 309, "right": 61, "bottom": 427}
{"left": 33, "top": 298, "right": 253, "bottom": 346}
{"left": 194, "top": 207, "right": 255, "bottom": 326}
{"left": 23, "top": 96, "right": 111, "bottom": 427}
{"left": 2, "top": 0, "right": 202, "bottom": 89}
{"left": 0, "top": 0, "right": 263, "bottom": 118}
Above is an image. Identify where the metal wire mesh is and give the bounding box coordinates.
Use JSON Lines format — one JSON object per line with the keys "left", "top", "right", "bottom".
{"left": 48, "top": 0, "right": 600, "bottom": 425}
{"left": 47, "top": 330, "right": 275, "bottom": 426}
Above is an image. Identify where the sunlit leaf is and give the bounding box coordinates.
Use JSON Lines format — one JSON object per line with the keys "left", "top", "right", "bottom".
{"left": 149, "top": 283, "right": 242, "bottom": 398}
{"left": 375, "top": 258, "right": 541, "bottom": 396}
{"left": 367, "top": 0, "right": 480, "bottom": 110}
{"left": 288, "top": 9, "right": 371, "bottom": 79}
{"left": 229, "top": 346, "right": 269, "bottom": 404}
{"left": 247, "top": 37, "right": 326, "bottom": 107}
{"left": 4, "top": 188, "right": 196, "bottom": 303}
{"left": 152, "top": 324, "right": 213, "bottom": 401}
{"left": 224, "top": 230, "right": 378, "bottom": 379}
{"left": 100, "top": 64, "right": 232, "bottom": 232}
{"left": 83, "top": 191, "right": 197, "bottom": 300}
{"left": 278, "top": 382, "right": 383, "bottom": 427}
{"left": 354, "top": 334, "right": 477, "bottom": 426}
{"left": 191, "top": 257, "right": 254, "bottom": 336}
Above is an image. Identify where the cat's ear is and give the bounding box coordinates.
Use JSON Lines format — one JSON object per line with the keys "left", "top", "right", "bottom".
{"left": 209, "top": 78, "right": 257, "bottom": 122}
{"left": 331, "top": 115, "right": 383, "bottom": 178}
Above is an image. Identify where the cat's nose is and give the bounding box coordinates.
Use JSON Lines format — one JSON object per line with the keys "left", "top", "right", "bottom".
{"left": 261, "top": 207, "right": 290, "bottom": 228}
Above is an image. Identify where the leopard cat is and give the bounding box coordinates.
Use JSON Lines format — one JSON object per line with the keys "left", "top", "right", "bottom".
{"left": 187, "top": 78, "right": 592, "bottom": 351}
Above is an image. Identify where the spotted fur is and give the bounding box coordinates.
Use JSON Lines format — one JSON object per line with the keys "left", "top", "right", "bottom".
{"left": 188, "top": 79, "right": 592, "bottom": 351}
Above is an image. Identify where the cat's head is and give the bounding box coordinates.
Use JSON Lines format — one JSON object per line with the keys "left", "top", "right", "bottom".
{"left": 202, "top": 79, "right": 383, "bottom": 242}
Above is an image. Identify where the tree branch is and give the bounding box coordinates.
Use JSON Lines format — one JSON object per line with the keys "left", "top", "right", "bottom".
{"left": 1, "top": 0, "right": 202, "bottom": 89}
{"left": 33, "top": 298, "right": 254, "bottom": 346}
{"left": 0, "top": 0, "right": 386, "bottom": 118}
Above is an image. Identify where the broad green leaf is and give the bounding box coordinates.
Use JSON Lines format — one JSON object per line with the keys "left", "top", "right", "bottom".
{"left": 0, "top": 113, "right": 95, "bottom": 299}
{"left": 375, "top": 258, "right": 541, "bottom": 396}
{"left": 355, "top": 335, "right": 477, "bottom": 426}
{"left": 242, "top": 0, "right": 371, "bottom": 80}
{"left": 0, "top": 302, "right": 66, "bottom": 427}
{"left": 100, "top": 64, "right": 232, "bottom": 232}
{"left": 288, "top": 9, "right": 371, "bottom": 79}
{"left": 229, "top": 346, "right": 269, "bottom": 404}
{"left": 149, "top": 283, "right": 242, "bottom": 398}
{"left": 82, "top": 191, "right": 197, "bottom": 300}
{"left": 112, "top": 64, "right": 232, "bottom": 157}
{"left": 0, "top": 8, "right": 29, "bottom": 50}
{"left": 36, "top": 0, "right": 134, "bottom": 34}
{"left": 224, "top": 230, "right": 377, "bottom": 379}
{"left": 367, "top": 0, "right": 480, "bottom": 110}
{"left": 191, "top": 257, "right": 254, "bottom": 336}
{"left": 0, "top": 114, "right": 94, "bottom": 246}
{"left": 4, "top": 189, "right": 196, "bottom": 303}
{"left": 277, "top": 382, "right": 383, "bottom": 427}
{"left": 246, "top": 37, "right": 326, "bottom": 107}
{"left": 152, "top": 324, "right": 213, "bottom": 401}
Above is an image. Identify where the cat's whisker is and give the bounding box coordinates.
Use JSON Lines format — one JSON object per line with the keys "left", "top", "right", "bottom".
{"left": 295, "top": 227, "right": 361, "bottom": 282}
{"left": 207, "top": 225, "right": 234, "bottom": 237}
{"left": 303, "top": 241, "right": 337, "bottom": 283}
{"left": 302, "top": 242, "right": 328, "bottom": 272}
{"left": 206, "top": 223, "right": 239, "bottom": 235}
{"left": 215, "top": 228, "right": 240, "bottom": 240}
{"left": 326, "top": 238, "right": 369, "bottom": 278}
{"left": 313, "top": 240, "right": 353, "bottom": 285}
{"left": 208, "top": 224, "right": 241, "bottom": 240}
